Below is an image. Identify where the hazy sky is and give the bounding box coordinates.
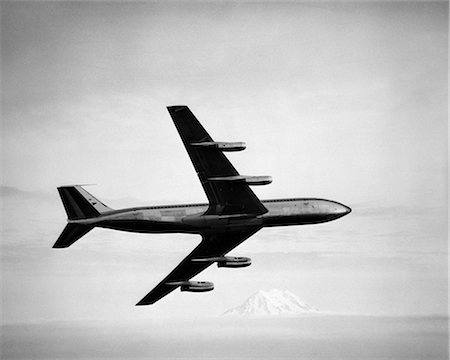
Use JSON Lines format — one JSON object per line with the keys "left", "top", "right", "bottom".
{"left": 2, "top": 1, "right": 446, "bottom": 205}
{"left": 1, "top": 0, "right": 447, "bottom": 330}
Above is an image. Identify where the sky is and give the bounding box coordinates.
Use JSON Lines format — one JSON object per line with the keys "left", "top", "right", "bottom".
{"left": 2, "top": 1, "right": 447, "bottom": 205}
{"left": 0, "top": 1, "right": 448, "bottom": 358}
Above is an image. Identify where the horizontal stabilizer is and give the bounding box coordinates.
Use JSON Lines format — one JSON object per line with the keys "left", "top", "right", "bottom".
{"left": 53, "top": 224, "right": 93, "bottom": 248}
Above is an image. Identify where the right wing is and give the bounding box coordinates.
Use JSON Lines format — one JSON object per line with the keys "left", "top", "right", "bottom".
{"left": 136, "top": 227, "right": 261, "bottom": 305}
{"left": 167, "top": 106, "right": 268, "bottom": 216}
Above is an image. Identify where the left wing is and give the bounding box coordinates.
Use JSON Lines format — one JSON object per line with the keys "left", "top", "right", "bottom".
{"left": 136, "top": 227, "right": 261, "bottom": 305}
{"left": 167, "top": 106, "right": 269, "bottom": 216}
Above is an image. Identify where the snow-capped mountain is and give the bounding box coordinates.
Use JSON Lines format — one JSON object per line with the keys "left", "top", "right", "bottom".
{"left": 224, "top": 289, "right": 319, "bottom": 316}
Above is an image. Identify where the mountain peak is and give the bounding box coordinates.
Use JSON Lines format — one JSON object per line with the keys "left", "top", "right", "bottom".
{"left": 224, "top": 289, "right": 319, "bottom": 316}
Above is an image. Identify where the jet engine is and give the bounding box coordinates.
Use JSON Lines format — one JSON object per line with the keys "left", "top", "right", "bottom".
{"left": 166, "top": 280, "right": 214, "bottom": 292}
{"left": 181, "top": 281, "right": 214, "bottom": 292}
{"left": 217, "top": 256, "right": 251, "bottom": 268}
{"left": 190, "top": 141, "right": 246, "bottom": 151}
{"left": 191, "top": 256, "right": 252, "bottom": 268}
{"left": 207, "top": 175, "right": 272, "bottom": 185}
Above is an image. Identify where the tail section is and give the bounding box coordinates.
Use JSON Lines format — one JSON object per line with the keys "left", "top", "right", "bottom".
{"left": 58, "top": 185, "right": 112, "bottom": 220}
{"left": 53, "top": 186, "right": 113, "bottom": 248}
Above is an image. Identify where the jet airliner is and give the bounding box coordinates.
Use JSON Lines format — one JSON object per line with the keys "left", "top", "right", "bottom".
{"left": 53, "top": 106, "right": 351, "bottom": 305}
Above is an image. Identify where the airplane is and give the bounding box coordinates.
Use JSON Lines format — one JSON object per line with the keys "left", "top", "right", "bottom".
{"left": 53, "top": 105, "right": 351, "bottom": 305}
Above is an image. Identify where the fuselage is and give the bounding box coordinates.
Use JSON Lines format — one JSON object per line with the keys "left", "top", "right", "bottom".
{"left": 70, "top": 198, "right": 351, "bottom": 235}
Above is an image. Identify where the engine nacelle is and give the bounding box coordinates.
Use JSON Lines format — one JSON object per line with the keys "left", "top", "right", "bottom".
{"left": 166, "top": 280, "right": 214, "bottom": 292}
{"left": 217, "top": 256, "right": 252, "bottom": 268}
{"left": 243, "top": 176, "right": 272, "bottom": 185}
{"left": 207, "top": 175, "right": 272, "bottom": 185}
{"left": 181, "top": 281, "right": 214, "bottom": 292}
{"left": 190, "top": 141, "right": 246, "bottom": 152}
{"left": 191, "top": 256, "right": 252, "bottom": 268}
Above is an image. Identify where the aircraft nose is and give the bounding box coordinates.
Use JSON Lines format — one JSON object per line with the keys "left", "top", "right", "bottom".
{"left": 342, "top": 204, "right": 352, "bottom": 214}
{"left": 333, "top": 202, "right": 351, "bottom": 218}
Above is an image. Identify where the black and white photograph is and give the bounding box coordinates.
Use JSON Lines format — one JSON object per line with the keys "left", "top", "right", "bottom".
{"left": 1, "top": 1, "right": 448, "bottom": 359}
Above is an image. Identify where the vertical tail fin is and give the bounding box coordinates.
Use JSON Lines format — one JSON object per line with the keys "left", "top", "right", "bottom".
{"left": 53, "top": 186, "right": 113, "bottom": 248}
{"left": 58, "top": 185, "right": 112, "bottom": 220}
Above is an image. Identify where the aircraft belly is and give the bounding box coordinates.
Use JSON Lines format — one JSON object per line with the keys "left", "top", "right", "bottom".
{"left": 182, "top": 214, "right": 263, "bottom": 231}
{"left": 262, "top": 213, "right": 338, "bottom": 226}
{"left": 97, "top": 219, "right": 195, "bottom": 233}
{"left": 98, "top": 214, "right": 264, "bottom": 234}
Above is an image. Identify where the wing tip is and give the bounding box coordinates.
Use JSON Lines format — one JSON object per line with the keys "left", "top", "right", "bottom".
{"left": 135, "top": 296, "right": 157, "bottom": 306}
{"left": 135, "top": 301, "right": 151, "bottom": 306}
{"left": 167, "top": 105, "right": 188, "bottom": 112}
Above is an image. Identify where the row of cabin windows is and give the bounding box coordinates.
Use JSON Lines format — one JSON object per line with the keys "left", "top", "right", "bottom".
{"left": 150, "top": 203, "right": 207, "bottom": 209}
{"left": 148, "top": 198, "right": 300, "bottom": 209}
{"left": 263, "top": 198, "right": 300, "bottom": 203}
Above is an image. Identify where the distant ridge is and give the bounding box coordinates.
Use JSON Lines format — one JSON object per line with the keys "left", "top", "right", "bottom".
{"left": 224, "top": 289, "right": 319, "bottom": 316}
{"left": 0, "top": 186, "right": 52, "bottom": 199}
{"left": 0, "top": 185, "right": 170, "bottom": 208}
